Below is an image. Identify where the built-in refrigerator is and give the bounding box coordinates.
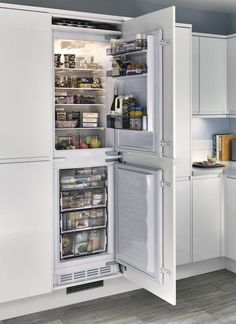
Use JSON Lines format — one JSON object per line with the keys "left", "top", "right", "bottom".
{"left": 53, "top": 7, "right": 176, "bottom": 305}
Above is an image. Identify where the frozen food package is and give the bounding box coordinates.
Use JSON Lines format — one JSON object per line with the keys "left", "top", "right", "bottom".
{"left": 74, "top": 242, "right": 88, "bottom": 255}
{"left": 62, "top": 235, "right": 73, "bottom": 256}
{"left": 89, "top": 230, "right": 101, "bottom": 251}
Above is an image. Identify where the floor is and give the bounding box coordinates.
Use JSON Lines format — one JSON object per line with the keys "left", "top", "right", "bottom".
{"left": 3, "top": 270, "right": 236, "bottom": 324}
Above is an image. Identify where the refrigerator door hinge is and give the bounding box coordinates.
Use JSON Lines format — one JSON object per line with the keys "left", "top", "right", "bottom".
{"left": 160, "top": 39, "right": 170, "bottom": 47}
{"left": 106, "top": 261, "right": 126, "bottom": 274}
{"left": 160, "top": 140, "right": 173, "bottom": 148}
{"left": 105, "top": 150, "right": 122, "bottom": 162}
{"left": 160, "top": 180, "right": 171, "bottom": 188}
{"left": 161, "top": 267, "right": 171, "bottom": 276}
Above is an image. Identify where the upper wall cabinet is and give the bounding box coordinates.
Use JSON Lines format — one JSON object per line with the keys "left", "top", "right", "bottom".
{"left": 227, "top": 37, "right": 236, "bottom": 114}
{"left": 0, "top": 9, "right": 52, "bottom": 161}
{"left": 193, "top": 36, "right": 227, "bottom": 115}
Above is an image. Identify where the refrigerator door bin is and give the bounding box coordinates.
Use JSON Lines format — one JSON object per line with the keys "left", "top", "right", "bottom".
{"left": 113, "top": 30, "right": 162, "bottom": 154}
{"left": 61, "top": 228, "right": 107, "bottom": 259}
{"left": 61, "top": 207, "right": 107, "bottom": 233}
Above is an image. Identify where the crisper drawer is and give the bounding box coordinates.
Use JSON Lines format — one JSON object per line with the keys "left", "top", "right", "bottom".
{"left": 61, "top": 208, "right": 107, "bottom": 233}
{"left": 60, "top": 188, "right": 106, "bottom": 211}
{"left": 61, "top": 229, "right": 107, "bottom": 260}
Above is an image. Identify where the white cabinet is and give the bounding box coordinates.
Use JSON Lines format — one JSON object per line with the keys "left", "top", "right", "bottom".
{"left": 0, "top": 161, "right": 53, "bottom": 303}
{"left": 193, "top": 176, "right": 221, "bottom": 262}
{"left": 176, "top": 178, "right": 191, "bottom": 265}
{"left": 227, "top": 37, "right": 236, "bottom": 114}
{"left": 175, "top": 27, "right": 191, "bottom": 178}
{"left": 225, "top": 176, "right": 236, "bottom": 260}
{"left": 200, "top": 37, "right": 227, "bottom": 114}
{"left": 192, "top": 36, "right": 200, "bottom": 114}
{"left": 192, "top": 36, "right": 227, "bottom": 115}
{"left": 0, "top": 9, "right": 52, "bottom": 160}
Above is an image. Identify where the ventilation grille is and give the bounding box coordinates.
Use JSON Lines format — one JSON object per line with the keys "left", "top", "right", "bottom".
{"left": 87, "top": 268, "right": 99, "bottom": 277}
{"left": 66, "top": 281, "right": 104, "bottom": 294}
{"left": 74, "top": 271, "right": 86, "bottom": 280}
{"left": 60, "top": 273, "right": 73, "bottom": 283}
{"left": 58, "top": 265, "right": 113, "bottom": 285}
{"left": 100, "top": 266, "right": 111, "bottom": 275}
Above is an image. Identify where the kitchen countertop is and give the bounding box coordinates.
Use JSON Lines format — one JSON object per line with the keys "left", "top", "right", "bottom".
{"left": 192, "top": 161, "right": 236, "bottom": 177}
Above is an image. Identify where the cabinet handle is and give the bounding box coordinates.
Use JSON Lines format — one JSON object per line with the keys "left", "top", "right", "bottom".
{"left": 227, "top": 175, "right": 236, "bottom": 180}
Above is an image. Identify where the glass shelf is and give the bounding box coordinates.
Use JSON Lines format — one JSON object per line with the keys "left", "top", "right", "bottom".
{"left": 108, "top": 49, "right": 147, "bottom": 57}
{"left": 55, "top": 68, "right": 103, "bottom": 72}
{"left": 112, "top": 73, "right": 147, "bottom": 79}
{"left": 55, "top": 104, "right": 104, "bottom": 107}
{"left": 55, "top": 87, "right": 104, "bottom": 91}
{"left": 55, "top": 127, "right": 105, "bottom": 131}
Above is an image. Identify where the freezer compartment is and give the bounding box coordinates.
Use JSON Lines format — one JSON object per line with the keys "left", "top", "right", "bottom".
{"left": 60, "top": 166, "right": 107, "bottom": 190}
{"left": 61, "top": 187, "right": 106, "bottom": 211}
{"left": 61, "top": 208, "right": 107, "bottom": 233}
{"left": 61, "top": 228, "right": 107, "bottom": 259}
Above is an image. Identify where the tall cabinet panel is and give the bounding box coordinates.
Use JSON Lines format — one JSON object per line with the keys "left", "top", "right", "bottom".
{"left": 199, "top": 37, "right": 227, "bottom": 114}
{"left": 227, "top": 37, "right": 236, "bottom": 114}
{"left": 225, "top": 176, "right": 236, "bottom": 261}
{"left": 193, "top": 176, "right": 221, "bottom": 262}
{"left": 175, "top": 26, "right": 191, "bottom": 178}
{"left": 0, "top": 9, "right": 52, "bottom": 160}
{"left": 192, "top": 36, "right": 199, "bottom": 114}
{"left": 176, "top": 179, "right": 191, "bottom": 265}
{"left": 0, "top": 161, "right": 53, "bottom": 303}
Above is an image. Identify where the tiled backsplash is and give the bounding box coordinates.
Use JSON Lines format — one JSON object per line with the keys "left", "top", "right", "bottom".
{"left": 192, "top": 140, "right": 212, "bottom": 162}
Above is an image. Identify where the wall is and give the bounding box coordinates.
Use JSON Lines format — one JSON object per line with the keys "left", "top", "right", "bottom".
{"left": 0, "top": 0, "right": 232, "bottom": 35}
{"left": 192, "top": 118, "right": 231, "bottom": 141}
{"left": 229, "top": 13, "right": 236, "bottom": 34}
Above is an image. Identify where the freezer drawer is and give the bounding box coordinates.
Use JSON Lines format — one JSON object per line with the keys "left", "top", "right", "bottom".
{"left": 60, "top": 167, "right": 107, "bottom": 191}
{"left": 61, "top": 228, "right": 107, "bottom": 259}
{"left": 61, "top": 208, "right": 107, "bottom": 233}
{"left": 60, "top": 188, "right": 106, "bottom": 211}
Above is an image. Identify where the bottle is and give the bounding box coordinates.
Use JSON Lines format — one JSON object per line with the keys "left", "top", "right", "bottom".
{"left": 142, "top": 107, "right": 148, "bottom": 130}
{"left": 110, "top": 85, "right": 118, "bottom": 115}
{"left": 142, "top": 34, "right": 147, "bottom": 49}
{"left": 135, "top": 34, "right": 143, "bottom": 50}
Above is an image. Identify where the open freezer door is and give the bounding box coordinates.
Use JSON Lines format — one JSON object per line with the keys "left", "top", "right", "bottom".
{"left": 113, "top": 6, "right": 175, "bottom": 158}
{"left": 115, "top": 163, "right": 175, "bottom": 305}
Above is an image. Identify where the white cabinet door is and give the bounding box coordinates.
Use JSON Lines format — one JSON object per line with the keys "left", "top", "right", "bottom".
{"left": 119, "top": 6, "right": 176, "bottom": 306}
{"left": 0, "top": 9, "right": 52, "bottom": 161}
{"left": 193, "top": 176, "right": 221, "bottom": 262}
{"left": 116, "top": 164, "right": 165, "bottom": 295}
{"left": 199, "top": 37, "right": 227, "bottom": 114}
{"left": 176, "top": 178, "right": 191, "bottom": 265}
{"left": 0, "top": 161, "right": 53, "bottom": 303}
{"left": 225, "top": 176, "right": 236, "bottom": 260}
{"left": 175, "top": 27, "right": 191, "bottom": 177}
{"left": 227, "top": 37, "right": 236, "bottom": 114}
{"left": 192, "top": 36, "right": 200, "bottom": 114}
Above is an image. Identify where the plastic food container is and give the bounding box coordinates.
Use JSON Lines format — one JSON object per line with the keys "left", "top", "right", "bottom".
{"left": 56, "top": 121, "right": 78, "bottom": 128}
